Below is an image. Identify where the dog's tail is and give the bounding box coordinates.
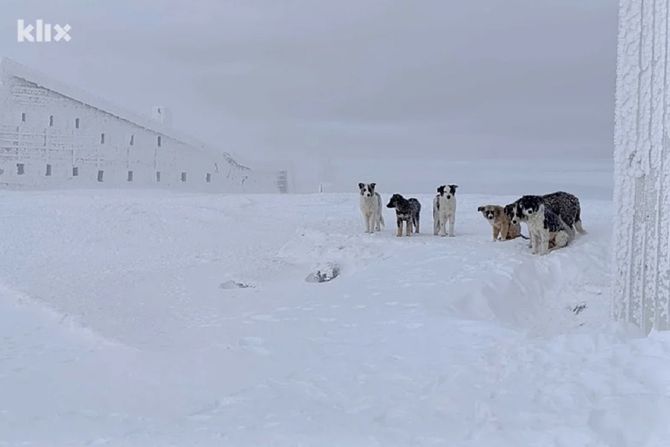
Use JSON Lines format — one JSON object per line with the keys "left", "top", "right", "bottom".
{"left": 574, "top": 217, "right": 586, "bottom": 234}
{"left": 573, "top": 205, "right": 586, "bottom": 234}
{"left": 559, "top": 216, "right": 576, "bottom": 243}
{"left": 519, "top": 234, "right": 529, "bottom": 240}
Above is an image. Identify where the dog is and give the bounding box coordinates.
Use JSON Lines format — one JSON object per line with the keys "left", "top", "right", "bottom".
{"left": 433, "top": 185, "right": 457, "bottom": 236}
{"left": 512, "top": 195, "right": 575, "bottom": 255}
{"left": 512, "top": 191, "right": 586, "bottom": 234}
{"left": 510, "top": 191, "right": 585, "bottom": 235}
{"left": 478, "top": 204, "right": 523, "bottom": 241}
{"left": 358, "top": 183, "right": 384, "bottom": 233}
{"left": 387, "top": 194, "right": 421, "bottom": 237}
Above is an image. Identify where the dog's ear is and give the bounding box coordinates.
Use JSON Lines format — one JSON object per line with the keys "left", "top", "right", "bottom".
{"left": 437, "top": 185, "right": 445, "bottom": 194}
{"left": 370, "top": 182, "right": 376, "bottom": 190}
{"left": 449, "top": 184, "right": 459, "bottom": 191}
{"left": 358, "top": 183, "right": 364, "bottom": 189}
{"left": 477, "top": 206, "right": 484, "bottom": 212}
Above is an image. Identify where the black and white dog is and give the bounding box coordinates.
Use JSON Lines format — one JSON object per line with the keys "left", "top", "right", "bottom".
{"left": 510, "top": 191, "right": 585, "bottom": 235}
{"left": 432, "top": 185, "right": 457, "bottom": 237}
{"left": 387, "top": 194, "right": 421, "bottom": 237}
{"left": 512, "top": 195, "right": 575, "bottom": 255}
{"left": 358, "top": 183, "right": 384, "bottom": 233}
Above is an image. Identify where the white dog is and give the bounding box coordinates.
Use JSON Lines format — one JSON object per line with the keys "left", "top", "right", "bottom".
{"left": 513, "top": 195, "right": 574, "bottom": 255}
{"left": 358, "top": 183, "right": 384, "bottom": 233}
{"left": 432, "top": 184, "right": 458, "bottom": 237}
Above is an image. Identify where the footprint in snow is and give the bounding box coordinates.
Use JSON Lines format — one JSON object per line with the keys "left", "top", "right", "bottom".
{"left": 220, "top": 280, "right": 254, "bottom": 290}
{"left": 305, "top": 263, "right": 341, "bottom": 283}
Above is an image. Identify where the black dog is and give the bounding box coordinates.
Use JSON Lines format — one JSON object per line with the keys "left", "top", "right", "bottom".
{"left": 386, "top": 194, "right": 421, "bottom": 237}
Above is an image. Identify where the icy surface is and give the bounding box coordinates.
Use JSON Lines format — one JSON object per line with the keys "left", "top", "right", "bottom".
{"left": 0, "top": 188, "right": 669, "bottom": 446}
{"left": 613, "top": 0, "right": 670, "bottom": 332}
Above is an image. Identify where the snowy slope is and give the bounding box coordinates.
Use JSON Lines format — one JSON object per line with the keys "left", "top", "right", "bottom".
{"left": 1, "top": 188, "right": 669, "bottom": 446}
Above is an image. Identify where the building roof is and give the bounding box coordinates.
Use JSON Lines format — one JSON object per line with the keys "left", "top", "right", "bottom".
{"left": 0, "top": 57, "right": 248, "bottom": 170}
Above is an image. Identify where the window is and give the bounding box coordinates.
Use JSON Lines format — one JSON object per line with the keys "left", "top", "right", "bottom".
{"left": 127, "top": 170, "right": 133, "bottom": 182}
{"left": 129, "top": 135, "right": 134, "bottom": 146}
{"left": 49, "top": 115, "right": 54, "bottom": 127}
{"left": 17, "top": 163, "right": 25, "bottom": 175}
{"left": 206, "top": 173, "right": 211, "bottom": 183}
{"left": 21, "top": 112, "right": 26, "bottom": 123}
{"left": 45, "top": 164, "right": 52, "bottom": 176}
{"left": 72, "top": 166, "right": 79, "bottom": 177}
{"left": 100, "top": 133, "right": 105, "bottom": 144}
{"left": 157, "top": 135, "right": 162, "bottom": 147}
{"left": 181, "top": 172, "right": 187, "bottom": 182}
{"left": 156, "top": 171, "right": 161, "bottom": 182}
{"left": 75, "top": 118, "right": 80, "bottom": 129}
{"left": 97, "top": 170, "right": 104, "bottom": 182}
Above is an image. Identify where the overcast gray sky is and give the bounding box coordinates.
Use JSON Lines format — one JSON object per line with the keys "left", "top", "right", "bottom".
{"left": 1, "top": 0, "right": 618, "bottom": 165}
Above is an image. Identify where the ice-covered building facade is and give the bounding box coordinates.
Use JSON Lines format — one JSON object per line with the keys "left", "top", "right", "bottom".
{"left": 0, "top": 57, "right": 279, "bottom": 191}
{"left": 614, "top": 0, "right": 670, "bottom": 333}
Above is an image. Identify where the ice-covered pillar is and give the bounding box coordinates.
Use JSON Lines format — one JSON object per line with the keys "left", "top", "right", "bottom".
{"left": 614, "top": 0, "right": 670, "bottom": 334}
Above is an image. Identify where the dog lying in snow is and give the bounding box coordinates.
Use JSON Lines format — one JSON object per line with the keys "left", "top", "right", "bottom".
{"left": 358, "top": 183, "right": 384, "bottom": 233}
{"left": 433, "top": 185, "right": 457, "bottom": 237}
{"left": 386, "top": 194, "right": 421, "bottom": 237}
{"left": 478, "top": 204, "right": 523, "bottom": 241}
{"left": 510, "top": 195, "right": 575, "bottom": 255}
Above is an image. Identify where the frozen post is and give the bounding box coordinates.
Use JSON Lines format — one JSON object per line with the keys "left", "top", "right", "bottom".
{"left": 613, "top": 0, "right": 670, "bottom": 333}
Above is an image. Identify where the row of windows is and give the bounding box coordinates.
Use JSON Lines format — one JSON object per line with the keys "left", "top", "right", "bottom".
{"left": 20, "top": 113, "right": 163, "bottom": 146}
{"left": 11, "top": 163, "right": 212, "bottom": 183}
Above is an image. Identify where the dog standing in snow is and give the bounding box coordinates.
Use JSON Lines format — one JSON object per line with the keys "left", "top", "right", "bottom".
{"left": 358, "top": 183, "right": 384, "bottom": 233}
{"left": 511, "top": 195, "right": 575, "bottom": 255}
{"left": 432, "top": 185, "right": 457, "bottom": 237}
{"left": 386, "top": 194, "right": 421, "bottom": 236}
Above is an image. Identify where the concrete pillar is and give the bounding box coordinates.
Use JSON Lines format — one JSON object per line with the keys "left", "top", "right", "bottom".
{"left": 613, "top": 0, "right": 670, "bottom": 333}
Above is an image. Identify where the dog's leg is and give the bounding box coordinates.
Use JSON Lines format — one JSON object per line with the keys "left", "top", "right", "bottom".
{"left": 406, "top": 219, "right": 412, "bottom": 236}
{"left": 396, "top": 217, "right": 403, "bottom": 237}
{"left": 530, "top": 230, "right": 539, "bottom": 254}
{"left": 500, "top": 221, "right": 509, "bottom": 240}
{"left": 433, "top": 217, "right": 439, "bottom": 235}
{"left": 492, "top": 226, "right": 499, "bottom": 241}
{"left": 539, "top": 230, "right": 550, "bottom": 255}
{"left": 448, "top": 214, "right": 455, "bottom": 237}
{"left": 415, "top": 215, "right": 420, "bottom": 234}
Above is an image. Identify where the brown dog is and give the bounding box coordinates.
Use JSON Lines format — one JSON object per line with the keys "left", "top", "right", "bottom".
{"left": 478, "top": 205, "right": 523, "bottom": 241}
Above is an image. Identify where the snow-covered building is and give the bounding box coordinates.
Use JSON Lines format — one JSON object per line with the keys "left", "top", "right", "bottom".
{"left": 0, "top": 57, "right": 278, "bottom": 191}
{"left": 614, "top": 0, "right": 670, "bottom": 334}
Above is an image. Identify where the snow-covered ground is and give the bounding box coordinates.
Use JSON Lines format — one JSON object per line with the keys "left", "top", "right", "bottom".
{"left": 1, "top": 182, "right": 670, "bottom": 446}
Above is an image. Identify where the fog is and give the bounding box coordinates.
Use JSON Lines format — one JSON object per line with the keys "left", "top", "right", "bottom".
{"left": 0, "top": 0, "right": 618, "bottom": 168}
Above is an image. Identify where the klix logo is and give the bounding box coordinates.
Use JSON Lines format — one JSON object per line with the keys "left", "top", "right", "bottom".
{"left": 17, "top": 19, "right": 72, "bottom": 43}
